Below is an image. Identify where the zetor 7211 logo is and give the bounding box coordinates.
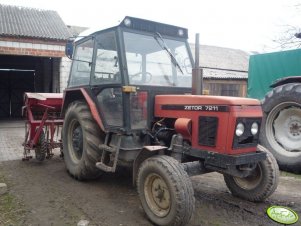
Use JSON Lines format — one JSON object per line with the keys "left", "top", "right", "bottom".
{"left": 162, "top": 105, "right": 229, "bottom": 112}
{"left": 267, "top": 206, "right": 299, "bottom": 225}
{"left": 184, "top": 105, "right": 219, "bottom": 111}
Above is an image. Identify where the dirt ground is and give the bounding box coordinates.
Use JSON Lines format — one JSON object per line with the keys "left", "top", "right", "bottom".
{"left": 0, "top": 156, "right": 300, "bottom": 226}
{"left": 0, "top": 121, "right": 300, "bottom": 226}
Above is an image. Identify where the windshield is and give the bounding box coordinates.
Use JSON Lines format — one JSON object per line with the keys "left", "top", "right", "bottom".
{"left": 123, "top": 32, "right": 192, "bottom": 87}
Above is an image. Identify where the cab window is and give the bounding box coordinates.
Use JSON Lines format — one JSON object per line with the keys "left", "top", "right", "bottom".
{"left": 68, "top": 39, "right": 94, "bottom": 87}
{"left": 91, "top": 32, "right": 120, "bottom": 85}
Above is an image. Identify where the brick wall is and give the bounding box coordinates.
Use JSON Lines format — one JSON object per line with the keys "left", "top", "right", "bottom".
{"left": 0, "top": 46, "right": 65, "bottom": 57}
{"left": 0, "top": 37, "right": 65, "bottom": 57}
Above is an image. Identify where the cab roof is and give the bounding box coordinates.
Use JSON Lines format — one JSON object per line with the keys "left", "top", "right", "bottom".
{"left": 76, "top": 16, "right": 188, "bottom": 42}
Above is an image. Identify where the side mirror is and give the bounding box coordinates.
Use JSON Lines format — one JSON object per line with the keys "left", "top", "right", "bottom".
{"left": 65, "top": 39, "right": 74, "bottom": 59}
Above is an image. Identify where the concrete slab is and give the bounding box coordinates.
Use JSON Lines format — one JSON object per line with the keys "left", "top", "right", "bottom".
{"left": 0, "top": 120, "right": 25, "bottom": 161}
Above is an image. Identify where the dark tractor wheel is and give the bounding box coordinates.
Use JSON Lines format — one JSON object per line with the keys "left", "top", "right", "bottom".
{"left": 137, "top": 155, "right": 195, "bottom": 226}
{"left": 35, "top": 130, "right": 46, "bottom": 162}
{"left": 260, "top": 83, "right": 301, "bottom": 173}
{"left": 224, "top": 145, "right": 279, "bottom": 202}
{"left": 62, "top": 101, "right": 103, "bottom": 180}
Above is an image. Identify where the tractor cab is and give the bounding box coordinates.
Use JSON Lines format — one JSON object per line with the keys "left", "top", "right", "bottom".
{"left": 64, "top": 16, "right": 193, "bottom": 133}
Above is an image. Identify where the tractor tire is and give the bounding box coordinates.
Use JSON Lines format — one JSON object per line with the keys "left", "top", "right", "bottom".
{"left": 137, "top": 155, "right": 195, "bottom": 226}
{"left": 62, "top": 101, "right": 103, "bottom": 180}
{"left": 35, "top": 130, "right": 46, "bottom": 162}
{"left": 224, "top": 145, "right": 279, "bottom": 202}
{"left": 260, "top": 83, "right": 301, "bottom": 173}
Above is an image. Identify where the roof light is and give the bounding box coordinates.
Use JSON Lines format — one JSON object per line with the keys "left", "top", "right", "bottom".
{"left": 124, "top": 18, "right": 132, "bottom": 27}
{"left": 178, "top": 29, "right": 184, "bottom": 36}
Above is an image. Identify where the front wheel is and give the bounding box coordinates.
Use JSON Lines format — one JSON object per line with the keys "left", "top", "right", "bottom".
{"left": 224, "top": 145, "right": 279, "bottom": 202}
{"left": 137, "top": 155, "right": 195, "bottom": 226}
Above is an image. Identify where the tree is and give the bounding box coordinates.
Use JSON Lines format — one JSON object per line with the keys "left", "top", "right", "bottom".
{"left": 272, "top": 3, "right": 301, "bottom": 50}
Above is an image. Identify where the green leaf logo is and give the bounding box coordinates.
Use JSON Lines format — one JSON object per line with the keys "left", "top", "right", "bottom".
{"left": 267, "top": 206, "right": 299, "bottom": 225}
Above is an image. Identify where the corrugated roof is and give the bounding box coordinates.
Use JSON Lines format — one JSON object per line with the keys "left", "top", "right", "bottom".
{"left": 0, "top": 4, "right": 71, "bottom": 40}
{"left": 190, "top": 44, "right": 250, "bottom": 72}
{"left": 203, "top": 68, "right": 247, "bottom": 80}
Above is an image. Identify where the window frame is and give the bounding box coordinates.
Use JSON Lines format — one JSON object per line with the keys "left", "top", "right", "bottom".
{"left": 90, "top": 30, "right": 122, "bottom": 86}
{"left": 122, "top": 30, "right": 193, "bottom": 88}
{"left": 68, "top": 37, "right": 95, "bottom": 88}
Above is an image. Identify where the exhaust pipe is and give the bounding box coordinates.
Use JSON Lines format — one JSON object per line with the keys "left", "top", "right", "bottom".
{"left": 192, "top": 33, "right": 203, "bottom": 95}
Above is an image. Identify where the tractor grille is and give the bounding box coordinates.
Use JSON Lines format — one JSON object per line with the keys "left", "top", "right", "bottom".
{"left": 198, "top": 116, "right": 218, "bottom": 146}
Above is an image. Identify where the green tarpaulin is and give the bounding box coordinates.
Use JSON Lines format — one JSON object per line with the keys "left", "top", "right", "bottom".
{"left": 247, "top": 49, "right": 301, "bottom": 100}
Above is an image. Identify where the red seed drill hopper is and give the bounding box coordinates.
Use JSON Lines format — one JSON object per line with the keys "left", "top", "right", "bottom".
{"left": 22, "top": 93, "right": 63, "bottom": 161}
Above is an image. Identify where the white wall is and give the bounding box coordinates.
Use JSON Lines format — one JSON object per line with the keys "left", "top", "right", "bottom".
{"left": 59, "top": 57, "right": 72, "bottom": 92}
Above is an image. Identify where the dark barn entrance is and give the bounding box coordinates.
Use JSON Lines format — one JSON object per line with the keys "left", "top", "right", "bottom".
{"left": 0, "top": 70, "right": 35, "bottom": 118}
{"left": 0, "top": 55, "right": 60, "bottom": 119}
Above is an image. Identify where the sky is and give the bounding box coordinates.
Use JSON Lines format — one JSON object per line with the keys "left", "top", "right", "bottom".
{"left": 0, "top": 0, "right": 300, "bottom": 52}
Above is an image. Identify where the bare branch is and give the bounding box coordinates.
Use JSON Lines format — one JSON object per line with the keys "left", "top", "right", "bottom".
{"left": 270, "top": 2, "right": 301, "bottom": 50}
{"left": 272, "top": 24, "right": 301, "bottom": 50}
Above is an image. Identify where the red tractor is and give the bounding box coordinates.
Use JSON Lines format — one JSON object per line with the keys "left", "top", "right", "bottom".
{"left": 62, "top": 17, "right": 279, "bottom": 226}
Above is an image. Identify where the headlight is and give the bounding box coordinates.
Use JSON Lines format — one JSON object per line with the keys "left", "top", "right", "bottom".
{"left": 251, "top": 122, "right": 259, "bottom": 135}
{"left": 235, "top": 123, "right": 245, "bottom": 136}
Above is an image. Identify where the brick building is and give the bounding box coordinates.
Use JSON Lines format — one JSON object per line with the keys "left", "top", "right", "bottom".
{"left": 0, "top": 4, "right": 72, "bottom": 118}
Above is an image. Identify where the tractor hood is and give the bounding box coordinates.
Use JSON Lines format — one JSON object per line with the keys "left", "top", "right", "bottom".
{"left": 155, "top": 95, "right": 261, "bottom": 117}
{"left": 155, "top": 95, "right": 261, "bottom": 106}
{"left": 154, "top": 94, "right": 261, "bottom": 118}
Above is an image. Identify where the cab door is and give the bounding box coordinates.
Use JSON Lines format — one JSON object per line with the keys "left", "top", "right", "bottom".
{"left": 90, "top": 31, "right": 124, "bottom": 129}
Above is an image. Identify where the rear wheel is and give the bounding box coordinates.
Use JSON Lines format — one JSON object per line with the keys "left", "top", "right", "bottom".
{"left": 137, "top": 155, "right": 195, "bottom": 226}
{"left": 260, "top": 83, "right": 301, "bottom": 173}
{"left": 63, "top": 101, "right": 103, "bottom": 180}
{"left": 224, "top": 145, "right": 279, "bottom": 202}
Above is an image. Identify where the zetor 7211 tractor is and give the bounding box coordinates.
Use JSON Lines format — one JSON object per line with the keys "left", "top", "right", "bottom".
{"left": 62, "top": 17, "right": 279, "bottom": 226}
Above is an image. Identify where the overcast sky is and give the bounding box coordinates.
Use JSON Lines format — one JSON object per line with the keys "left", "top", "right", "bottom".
{"left": 0, "top": 0, "right": 300, "bottom": 52}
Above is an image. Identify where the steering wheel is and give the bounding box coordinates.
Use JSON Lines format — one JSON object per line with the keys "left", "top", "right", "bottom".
{"left": 130, "top": 72, "right": 153, "bottom": 83}
{"left": 183, "top": 57, "right": 192, "bottom": 74}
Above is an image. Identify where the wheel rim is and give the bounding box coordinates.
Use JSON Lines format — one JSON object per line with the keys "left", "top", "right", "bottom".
{"left": 68, "top": 119, "right": 83, "bottom": 162}
{"left": 144, "top": 173, "right": 171, "bottom": 217}
{"left": 266, "top": 102, "right": 301, "bottom": 153}
{"left": 233, "top": 165, "right": 262, "bottom": 190}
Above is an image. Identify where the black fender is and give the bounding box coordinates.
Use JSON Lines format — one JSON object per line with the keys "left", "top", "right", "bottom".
{"left": 61, "top": 88, "right": 85, "bottom": 117}
{"left": 270, "top": 76, "right": 301, "bottom": 88}
{"left": 61, "top": 88, "right": 106, "bottom": 132}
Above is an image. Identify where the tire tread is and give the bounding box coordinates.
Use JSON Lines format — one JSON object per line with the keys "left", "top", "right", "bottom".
{"left": 137, "top": 155, "right": 195, "bottom": 226}
{"left": 224, "top": 145, "right": 279, "bottom": 202}
{"left": 260, "top": 83, "right": 301, "bottom": 173}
